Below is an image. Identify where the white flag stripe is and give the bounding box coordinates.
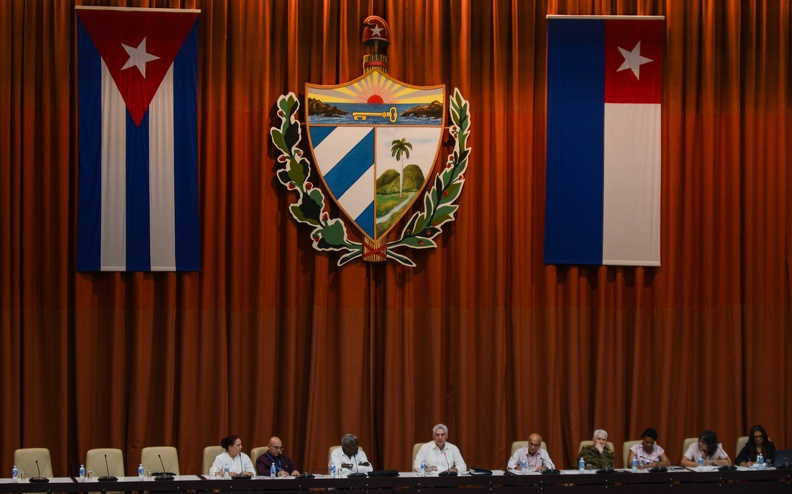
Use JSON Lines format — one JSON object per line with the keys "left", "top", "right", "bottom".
{"left": 313, "top": 127, "right": 372, "bottom": 176}
{"left": 100, "top": 60, "right": 127, "bottom": 271}
{"left": 148, "top": 65, "right": 177, "bottom": 271}
{"left": 602, "top": 103, "right": 661, "bottom": 266}
{"left": 338, "top": 165, "right": 374, "bottom": 220}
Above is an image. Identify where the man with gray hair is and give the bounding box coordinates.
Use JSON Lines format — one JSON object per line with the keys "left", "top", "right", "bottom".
{"left": 330, "top": 433, "right": 373, "bottom": 476}
{"left": 413, "top": 424, "right": 467, "bottom": 474}
{"left": 579, "top": 429, "right": 614, "bottom": 470}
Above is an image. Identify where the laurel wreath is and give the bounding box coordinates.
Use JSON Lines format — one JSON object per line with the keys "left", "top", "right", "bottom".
{"left": 270, "top": 88, "right": 471, "bottom": 267}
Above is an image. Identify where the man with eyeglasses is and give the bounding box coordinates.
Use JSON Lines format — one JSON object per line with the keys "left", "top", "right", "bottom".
{"left": 507, "top": 433, "right": 555, "bottom": 472}
{"left": 256, "top": 436, "right": 300, "bottom": 477}
{"left": 330, "top": 434, "right": 374, "bottom": 476}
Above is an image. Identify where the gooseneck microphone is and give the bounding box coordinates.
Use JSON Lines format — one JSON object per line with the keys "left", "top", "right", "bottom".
{"left": 153, "top": 454, "right": 175, "bottom": 482}
{"left": 29, "top": 459, "right": 49, "bottom": 483}
{"left": 99, "top": 453, "right": 118, "bottom": 482}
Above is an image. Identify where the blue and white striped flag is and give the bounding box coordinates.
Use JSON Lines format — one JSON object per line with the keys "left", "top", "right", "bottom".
{"left": 76, "top": 6, "right": 200, "bottom": 271}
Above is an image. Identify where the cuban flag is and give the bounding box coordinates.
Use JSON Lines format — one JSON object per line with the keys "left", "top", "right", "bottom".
{"left": 76, "top": 6, "right": 200, "bottom": 271}
{"left": 544, "top": 16, "right": 664, "bottom": 266}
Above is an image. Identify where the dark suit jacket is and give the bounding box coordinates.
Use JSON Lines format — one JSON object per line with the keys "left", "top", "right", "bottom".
{"left": 256, "top": 451, "right": 298, "bottom": 476}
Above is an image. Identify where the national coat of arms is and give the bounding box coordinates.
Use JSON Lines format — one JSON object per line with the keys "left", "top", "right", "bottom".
{"left": 271, "top": 16, "right": 471, "bottom": 267}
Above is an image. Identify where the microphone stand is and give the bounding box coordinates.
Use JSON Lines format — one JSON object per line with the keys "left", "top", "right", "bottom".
{"left": 153, "top": 454, "right": 174, "bottom": 481}
{"left": 29, "top": 460, "right": 49, "bottom": 483}
{"left": 99, "top": 454, "right": 118, "bottom": 482}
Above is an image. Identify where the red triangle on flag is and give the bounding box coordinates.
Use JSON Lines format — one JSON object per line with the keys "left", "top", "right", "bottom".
{"left": 77, "top": 8, "right": 198, "bottom": 126}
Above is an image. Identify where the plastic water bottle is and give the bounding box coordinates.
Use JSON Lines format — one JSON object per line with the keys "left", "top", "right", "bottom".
{"left": 578, "top": 457, "right": 585, "bottom": 472}
{"left": 79, "top": 464, "right": 86, "bottom": 480}
{"left": 223, "top": 465, "right": 230, "bottom": 479}
{"left": 270, "top": 462, "right": 277, "bottom": 478}
{"left": 328, "top": 463, "right": 335, "bottom": 478}
{"left": 419, "top": 461, "right": 427, "bottom": 476}
{"left": 756, "top": 454, "right": 765, "bottom": 469}
{"left": 11, "top": 465, "right": 19, "bottom": 481}
{"left": 138, "top": 464, "right": 145, "bottom": 480}
{"left": 518, "top": 458, "right": 527, "bottom": 472}
{"left": 631, "top": 457, "right": 639, "bottom": 472}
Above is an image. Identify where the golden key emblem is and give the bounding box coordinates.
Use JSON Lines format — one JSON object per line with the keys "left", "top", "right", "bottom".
{"left": 352, "top": 106, "right": 398, "bottom": 123}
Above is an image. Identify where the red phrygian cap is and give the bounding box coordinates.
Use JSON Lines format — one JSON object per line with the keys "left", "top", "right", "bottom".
{"left": 362, "top": 15, "right": 390, "bottom": 44}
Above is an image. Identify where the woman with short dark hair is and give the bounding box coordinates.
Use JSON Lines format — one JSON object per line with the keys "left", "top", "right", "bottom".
{"left": 209, "top": 434, "right": 256, "bottom": 478}
{"left": 681, "top": 430, "right": 731, "bottom": 467}
{"left": 736, "top": 425, "right": 776, "bottom": 467}
{"left": 627, "top": 428, "right": 670, "bottom": 468}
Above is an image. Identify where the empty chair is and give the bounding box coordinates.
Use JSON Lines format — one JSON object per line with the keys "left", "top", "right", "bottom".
{"left": 141, "top": 446, "right": 180, "bottom": 475}
{"left": 623, "top": 440, "right": 641, "bottom": 467}
{"left": 511, "top": 440, "right": 548, "bottom": 455}
{"left": 86, "top": 448, "right": 124, "bottom": 477}
{"left": 14, "top": 448, "right": 53, "bottom": 478}
{"left": 202, "top": 446, "right": 224, "bottom": 475}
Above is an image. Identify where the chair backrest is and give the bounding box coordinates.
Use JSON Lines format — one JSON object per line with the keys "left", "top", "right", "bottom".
{"left": 412, "top": 443, "right": 424, "bottom": 466}
{"left": 14, "top": 448, "right": 53, "bottom": 478}
{"left": 86, "top": 448, "right": 125, "bottom": 477}
{"left": 577, "top": 440, "right": 615, "bottom": 454}
{"left": 202, "top": 446, "right": 224, "bottom": 475}
{"left": 736, "top": 436, "right": 748, "bottom": 456}
{"left": 250, "top": 447, "right": 268, "bottom": 466}
{"left": 682, "top": 437, "right": 698, "bottom": 458}
{"left": 622, "top": 440, "right": 641, "bottom": 467}
{"left": 511, "top": 440, "right": 548, "bottom": 456}
{"left": 329, "top": 445, "right": 340, "bottom": 464}
{"left": 141, "top": 446, "right": 180, "bottom": 475}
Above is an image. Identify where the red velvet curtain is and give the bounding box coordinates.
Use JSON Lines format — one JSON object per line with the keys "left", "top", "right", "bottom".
{"left": 1, "top": 0, "right": 790, "bottom": 476}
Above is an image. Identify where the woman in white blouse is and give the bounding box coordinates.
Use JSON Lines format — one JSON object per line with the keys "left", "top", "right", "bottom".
{"left": 209, "top": 435, "right": 257, "bottom": 478}
{"left": 681, "top": 430, "right": 731, "bottom": 467}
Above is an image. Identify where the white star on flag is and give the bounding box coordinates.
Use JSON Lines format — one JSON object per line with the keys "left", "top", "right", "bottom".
{"left": 121, "top": 37, "right": 159, "bottom": 78}
{"left": 616, "top": 41, "right": 653, "bottom": 80}
{"left": 370, "top": 25, "right": 383, "bottom": 36}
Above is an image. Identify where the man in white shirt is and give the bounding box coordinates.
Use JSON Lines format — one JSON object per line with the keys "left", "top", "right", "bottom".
{"left": 507, "top": 433, "right": 555, "bottom": 472}
{"left": 413, "top": 424, "right": 467, "bottom": 474}
{"left": 209, "top": 435, "right": 257, "bottom": 477}
{"left": 330, "top": 434, "right": 374, "bottom": 476}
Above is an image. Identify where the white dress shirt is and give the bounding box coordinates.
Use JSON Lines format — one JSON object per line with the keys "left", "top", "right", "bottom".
{"left": 507, "top": 447, "right": 555, "bottom": 471}
{"left": 413, "top": 441, "right": 467, "bottom": 473}
{"left": 684, "top": 442, "right": 730, "bottom": 464}
{"left": 330, "top": 447, "right": 374, "bottom": 476}
{"left": 209, "top": 451, "right": 256, "bottom": 477}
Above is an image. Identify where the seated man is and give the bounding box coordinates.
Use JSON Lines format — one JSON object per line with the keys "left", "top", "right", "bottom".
{"left": 507, "top": 433, "right": 555, "bottom": 472}
{"left": 330, "top": 434, "right": 374, "bottom": 476}
{"left": 256, "top": 436, "right": 300, "bottom": 477}
{"left": 413, "top": 424, "right": 467, "bottom": 474}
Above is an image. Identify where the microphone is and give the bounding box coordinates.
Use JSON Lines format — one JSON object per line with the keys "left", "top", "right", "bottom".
{"left": 99, "top": 453, "right": 118, "bottom": 482}
{"left": 153, "top": 454, "right": 174, "bottom": 481}
{"left": 236, "top": 454, "right": 251, "bottom": 479}
{"left": 29, "top": 459, "right": 49, "bottom": 483}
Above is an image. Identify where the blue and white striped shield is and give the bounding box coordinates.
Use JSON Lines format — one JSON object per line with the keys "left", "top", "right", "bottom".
{"left": 306, "top": 70, "right": 445, "bottom": 240}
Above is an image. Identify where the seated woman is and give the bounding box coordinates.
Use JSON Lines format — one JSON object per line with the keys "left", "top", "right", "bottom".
{"left": 627, "top": 428, "right": 670, "bottom": 469}
{"left": 736, "top": 425, "right": 776, "bottom": 467}
{"left": 209, "top": 434, "right": 257, "bottom": 478}
{"left": 579, "top": 429, "right": 615, "bottom": 470}
{"left": 681, "top": 430, "right": 731, "bottom": 467}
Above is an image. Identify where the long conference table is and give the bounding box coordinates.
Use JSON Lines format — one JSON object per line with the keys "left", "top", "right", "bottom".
{"left": 0, "top": 468, "right": 790, "bottom": 494}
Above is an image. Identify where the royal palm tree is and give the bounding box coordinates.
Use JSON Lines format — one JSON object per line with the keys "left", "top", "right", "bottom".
{"left": 390, "top": 138, "right": 413, "bottom": 197}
